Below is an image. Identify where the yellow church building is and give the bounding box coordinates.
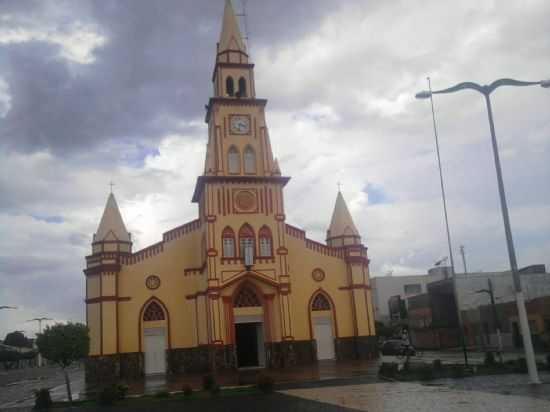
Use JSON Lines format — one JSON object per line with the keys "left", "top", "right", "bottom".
{"left": 84, "top": 0, "right": 376, "bottom": 382}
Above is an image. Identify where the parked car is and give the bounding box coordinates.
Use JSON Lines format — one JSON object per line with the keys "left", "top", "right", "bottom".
{"left": 380, "top": 339, "right": 416, "bottom": 356}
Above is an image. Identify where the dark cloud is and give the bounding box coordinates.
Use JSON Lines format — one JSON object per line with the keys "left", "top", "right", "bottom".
{"left": 0, "top": 0, "right": 340, "bottom": 155}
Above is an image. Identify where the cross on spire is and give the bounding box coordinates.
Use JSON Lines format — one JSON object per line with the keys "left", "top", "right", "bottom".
{"left": 337, "top": 181, "right": 342, "bottom": 192}
{"left": 109, "top": 181, "right": 115, "bottom": 194}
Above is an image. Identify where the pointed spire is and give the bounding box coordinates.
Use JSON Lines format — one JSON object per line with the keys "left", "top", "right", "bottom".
{"left": 272, "top": 158, "right": 281, "bottom": 176}
{"left": 326, "top": 191, "right": 360, "bottom": 244}
{"left": 218, "top": 0, "right": 246, "bottom": 53}
{"left": 94, "top": 193, "right": 131, "bottom": 243}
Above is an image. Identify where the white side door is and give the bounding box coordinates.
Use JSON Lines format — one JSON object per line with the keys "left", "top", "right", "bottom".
{"left": 314, "top": 318, "right": 335, "bottom": 360}
{"left": 144, "top": 327, "right": 166, "bottom": 375}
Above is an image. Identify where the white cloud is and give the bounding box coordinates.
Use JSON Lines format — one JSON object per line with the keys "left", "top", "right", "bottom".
{"left": 0, "top": 78, "right": 11, "bottom": 117}
{"left": 1, "top": 0, "right": 549, "bottom": 338}
{"left": 0, "top": 22, "right": 106, "bottom": 64}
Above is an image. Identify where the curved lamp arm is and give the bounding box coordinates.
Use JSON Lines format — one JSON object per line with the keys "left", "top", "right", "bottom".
{"left": 416, "top": 78, "right": 550, "bottom": 99}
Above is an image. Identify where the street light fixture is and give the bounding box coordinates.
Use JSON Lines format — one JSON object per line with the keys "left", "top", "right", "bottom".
{"left": 27, "top": 317, "right": 53, "bottom": 367}
{"left": 415, "top": 77, "right": 548, "bottom": 384}
{"left": 422, "top": 77, "right": 468, "bottom": 367}
{"left": 0, "top": 306, "right": 18, "bottom": 310}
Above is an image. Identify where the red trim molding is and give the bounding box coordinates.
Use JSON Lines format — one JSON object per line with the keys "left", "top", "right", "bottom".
{"left": 339, "top": 284, "right": 371, "bottom": 291}
{"left": 83, "top": 264, "right": 120, "bottom": 276}
{"left": 85, "top": 296, "right": 131, "bottom": 304}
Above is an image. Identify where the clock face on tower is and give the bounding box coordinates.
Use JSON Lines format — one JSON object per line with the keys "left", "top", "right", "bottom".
{"left": 229, "top": 115, "right": 250, "bottom": 135}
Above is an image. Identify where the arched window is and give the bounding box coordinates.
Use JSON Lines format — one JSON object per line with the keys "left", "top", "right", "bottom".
{"left": 311, "top": 293, "right": 331, "bottom": 311}
{"left": 143, "top": 301, "right": 165, "bottom": 321}
{"left": 238, "top": 77, "right": 247, "bottom": 97}
{"left": 234, "top": 285, "right": 261, "bottom": 307}
{"left": 226, "top": 76, "right": 234, "bottom": 96}
{"left": 222, "top": 226, "right": 236, "bottom": 258}
{"left": 228, "top": 146, "right": 240, "bottom": 174}
{"left": 238, "top": 224, "right": 255, "bottom": 259}
{"left": 243, "top": 145, "right": 256, "bottom": 174}
{"left": 258, "top": 226, "right": 272, "bottom": 257}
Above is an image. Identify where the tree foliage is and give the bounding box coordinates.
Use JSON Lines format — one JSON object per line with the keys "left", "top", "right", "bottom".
{"left": 4, "top": 331, "right": 31, "bottom": 348}
{"left": 36, "top": 323, "right": 89, "bottom": 368}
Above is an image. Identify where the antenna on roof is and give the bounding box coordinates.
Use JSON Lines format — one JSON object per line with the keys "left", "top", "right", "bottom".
{"left": 236, "top": 0, "right": 251, "bottom": 56}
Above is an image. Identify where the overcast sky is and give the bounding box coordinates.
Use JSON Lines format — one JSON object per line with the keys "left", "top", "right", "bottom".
{"left": 1, "top": 0, "right": 549, "bottom": 338}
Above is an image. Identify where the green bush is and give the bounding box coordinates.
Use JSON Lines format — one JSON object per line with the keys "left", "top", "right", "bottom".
{"left": 432, "top": 359, "right": 443, "bottom": 370}
{"left": 98, "top": 385, "right": 120, "bottom": 406}
{"left": 484, "top": 351, "right": 496, "bottom": 367}
{"left": 514, "top": 358, "right": 527, "bottom": 373}
{"left": 116, "top": 384, "right": 128, "bottom": 400}
{"left": 34, "top": 388, "right": 52, "bottom": 410}
{"left": 450, "top": 365, "right": 465, "bottom": 378}
{"left": 418, "top": 365, "right": 434, "bottom": 380}
{"left": 209, "top": 384, "right": 221, "bottom": 396}
{"left": 182, "top": 384, "right": 193, "bottom": 397}
{"left": 257, "top": 374, "right": 274, "bottom": 393}
{"left": 154, "top": 391, "right": 170, "bottom": 398}
{"left": 202, "top": 374, "right": 216, "bottom": 391}
{"left": 378, "top": 362, "right": 398, "bottom": 378}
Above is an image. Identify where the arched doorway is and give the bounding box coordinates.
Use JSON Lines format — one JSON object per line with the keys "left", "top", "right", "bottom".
{"left": 233, "top": 283, "right": 265, "bottom": 368}
{"left": 140, "top": 299, "right": 168, "bottom": 375}
{"left": 309, "top": 291, "right": 336, "bottom": 360}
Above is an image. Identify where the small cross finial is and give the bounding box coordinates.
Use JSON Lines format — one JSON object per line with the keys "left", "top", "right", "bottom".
{"left": 109, "top": 181, "right": 115, "bottom": 193}
{"left": 337, "top": 181, "right": 342, "bottom": 192}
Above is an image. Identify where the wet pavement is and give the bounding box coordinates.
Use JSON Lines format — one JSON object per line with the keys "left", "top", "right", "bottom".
{"left": 0, "top": 365, "right": 84, "bottom": 410}
{"left": 1, "top": 357, "right": 549, "bottom": 411}
{"left": 281, "top": 372, "right": 550, "bottom": 412}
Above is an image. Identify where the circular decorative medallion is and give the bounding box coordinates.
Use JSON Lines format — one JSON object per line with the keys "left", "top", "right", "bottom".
{"left": 145, "top": 275, "right": 161, "bottom": 290}
{"left": 312, "top": 268, "right": 325, "bottom": 282}
{"left": 235, "top": 190, "right": 256, "bottom": 212}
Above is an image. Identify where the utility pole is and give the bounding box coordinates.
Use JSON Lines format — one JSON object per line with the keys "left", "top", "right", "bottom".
{"left": 459, "top": 245, "right": 468, "bottom": 274}
{"left": 27, "top": 317, "right": 53, "bottom": 367}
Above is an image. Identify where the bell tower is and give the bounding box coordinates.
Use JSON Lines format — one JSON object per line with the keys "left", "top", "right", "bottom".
{"left": 191, "top": 0, "right": 293, "bottom": 352}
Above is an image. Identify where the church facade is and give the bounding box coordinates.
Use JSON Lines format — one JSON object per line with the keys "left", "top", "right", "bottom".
{"left": 84, "top": 0, "right": 376, "bottom": 382}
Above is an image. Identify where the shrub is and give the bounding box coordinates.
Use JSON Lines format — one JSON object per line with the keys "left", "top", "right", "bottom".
{"left": 484, "top": 352, "right": 496, "bottom": 367}
{"left": 116, "top": 384, "right": 128, "bottom": 400}
{"left": 450, "top": 365, "right": 465, "bottom": 378}
{"left": 34, "top": 388, "right": 52, "bottom": 410}
{"left": 154, "top": 391, "right": 170, "bottom": 398}
{"left": 98, "top": 385, "right": 120, "bottom": 406}
{"left": 514, "top": 358, "right": 527, "bottom": 373}
{"left": 432, "top": 359, "right": 443, "bottom": 370}
{"left": 182, "top": 384, "right": 193, "bottom": 397}
{"left": 378, "top": 362, "right": 398, "bottom": 378}
{"left": 257, "top": 374, "right": 274, "bottom": 393}
{"left": 209, "top": 384, "right": 221, "bottom": 396}
{"left": 418, "top": 365, "right": 434, "bottom": 381}
{"left": 202, "top": 374, "right": 216, "bottom": 391}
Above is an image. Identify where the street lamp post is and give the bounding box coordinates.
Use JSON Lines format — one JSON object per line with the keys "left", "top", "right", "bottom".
{"left": 416, "top": 77, "right": 550, "bottom": 384}
{"left": 424, "top": 77, "right": 469, "bottom": 367}
{"left": 27, "top": 317, "right": 53, "bottom": 367}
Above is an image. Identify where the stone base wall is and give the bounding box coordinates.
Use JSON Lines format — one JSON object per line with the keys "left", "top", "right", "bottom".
{"left": 335, "top": 336, "right": 378, "bottom": 360}
{"left": 85, "top": 353, "right": 143, "bottom": 384}
{"left": 85, "top": 337, "right": 374, "bottom": 383}
{"left": 266, "top": 340, "right": 316, "bottom": 368}
{"left": 168, "top": 345, "right": 236, "bottom": 374}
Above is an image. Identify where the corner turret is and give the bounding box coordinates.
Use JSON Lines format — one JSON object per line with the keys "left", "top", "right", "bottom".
{"left": 92, "top": 193, "right": 132, "bottom": 254}
{"left": 326, "top": 190, "right": 361, "bottom": 247}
